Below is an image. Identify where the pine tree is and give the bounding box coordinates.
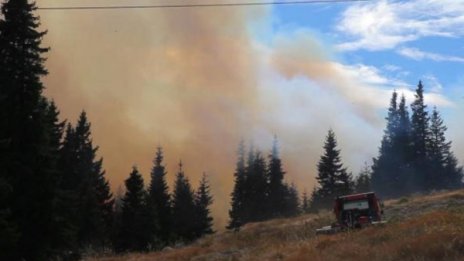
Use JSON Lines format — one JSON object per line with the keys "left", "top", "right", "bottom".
{"left": 372, "top": 91, "right": 412, "bottom": 197}
{"left": 267, "top": 137, "right": 286, "bottom": 218}
{"left": 312, "top": 130, "right": 352, "bottom": 210}
{"left": 194, "top": 173, "right": 214, "bottom": 237}
{"left": 57, "top": 112, "right": 114, "bottom": 250}
{"left": 396, "top": 94, "right": 413, "bottom": 193}
{"left": 115, "top": 167, "right": 151, "bottom": 252}
{"left": 428, "top": 108, "right": 463, "bottom": 189}
{"left": 283, "top": 182, "right": 300, "bottom": 217}
{"left": 42, "top": 101, "right": 78, "bottom": 258}
{"left": 147, "top": 146, "right": 171, "bottom": 246}
{"left": 245, "top": 151, "right": 269, "bottom": 222}
{"left": 240, "top": 144, "right": 256, "bottom": 223}
{"left": 0, "top": 1, "right": 62, "bottom": 259}
{"left": 372, "top": 91, "right": 399, "bottom": 197}
{"left": 227, "top": 141, "right": 246, "bottom": 230}
{"left": 73, "top": 112, "right": 114, "bottom": 249}
{"left": 410, "top": 81, "right": 430, "bottom": 191}
{"left": 172, "top": 161, "right": 197, "bottom": 242}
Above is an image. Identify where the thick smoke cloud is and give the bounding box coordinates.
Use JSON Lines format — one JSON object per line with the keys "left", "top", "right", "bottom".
{"left": 37, "top": 0, "right": 461, "bottom": 229}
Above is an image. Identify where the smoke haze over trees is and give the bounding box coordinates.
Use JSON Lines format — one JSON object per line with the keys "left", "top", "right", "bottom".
{"left": 1, "top": 0, "right": 464, "bottom": 260}
{"left": 227, "top": 139, "right": 301, "bottom": 230}
{"left": 371, "top": 82, "right": 463, "bottom": 198}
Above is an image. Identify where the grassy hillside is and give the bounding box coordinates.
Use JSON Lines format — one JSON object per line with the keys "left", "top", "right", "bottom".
{"left": 86, "top": 189, "right": 464, "bottom": 261}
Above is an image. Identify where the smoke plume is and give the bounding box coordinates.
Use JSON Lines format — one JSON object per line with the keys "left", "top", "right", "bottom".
{"left": 37, "top": 0, "right": 461, "bottom": 229}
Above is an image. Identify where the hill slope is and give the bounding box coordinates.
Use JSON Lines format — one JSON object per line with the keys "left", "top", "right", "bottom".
{"left": 86, "top": 189, "right": 464, "bottom": 261}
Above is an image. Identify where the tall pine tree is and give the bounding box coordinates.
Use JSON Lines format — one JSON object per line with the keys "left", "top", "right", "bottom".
{"left": 194, "top": 173, "right": 214, "bottom": 237}
{"left": 372, "top": 91, "right": 400, "bottom": 197}
{"left": 0, "top": 1, "right": 63, "bottom": 259}
{"left": 172, "top": 161, "right": 197, "bottom": 242}
{"left": 267, "top": 137, "right": 286, "bottom": 218}
{"left": 58, "top": 112, "right": 114, "bottom": 250}
{"left": 312, "top": 130, "right": 352, "bottom": 210}
{"left": 115, "top": 167, "right": 151, "bottom": 252}
{"left": 227, "top": 141, "right": 246, "bottom": 230}
{"left": 147, "top": 146, "right": 172, "bottom": 247}
{"left": 410, "top": 81, "right": 430, "bottom": 191}
{"left": 428, "top": 107, "right": 463, "bottom": 189}
{"left": 245, "top": 151, "right": 269, "bottom": 222}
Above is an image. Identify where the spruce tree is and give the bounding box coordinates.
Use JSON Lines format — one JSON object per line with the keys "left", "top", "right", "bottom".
{"left": 194, "top": 173, "right": 214, "bottom": 237}
{"left": 73, "top": 112, "right": 114, "bottom": 248}
{"left": 227, "top": 141, "right": 246, "bottom": 230}
{"left": 147, "top": 146, "right": 171, "bottom": 246}
{"left": 372, "top": 91, "right": 399, "bottom": 197}
{"left": 172, "top": 161, "right": 197, "bottom": 242}
{"left": 43, "top": 101, "right": 78, "bottom": 258}
{"left": 372, "top": 91, "right": 411, "bottom": 197}
{"left": 267, "top": 137, "right": 286, "bottom": 218}
{"left": 428, "top": 108, "right": 463, "bottom": 189}
{"left": 115, "top": 167, "right": 151, "bottom": 252}
{"left": 240, "top": 144, "right": 256, "bottom": 223}
{"left": 283, "top": 182, "right": 300, "bottom": 217}
{"left": 245, "top": 151, "right": 269, "bottom": 222}
{"left": 0, "top": 1, "right": 62, "bottom": 259}
{"left": 312, "top": 130, "right": 352, "bottom": 210}
{"left": 57, "top": 112, "right": 113, "bottom": 250}
{"left": 410, "top": 81, "right": 430, "bottom": 191}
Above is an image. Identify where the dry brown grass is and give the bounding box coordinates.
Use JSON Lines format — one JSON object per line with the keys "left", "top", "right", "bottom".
{"left": 85, "top": 189, "right": 464, "bottom": 261}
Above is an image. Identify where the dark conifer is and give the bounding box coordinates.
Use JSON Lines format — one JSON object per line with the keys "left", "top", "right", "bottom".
{"left": 245, "top": 151, "right": 269, "bottom": 222}
{"left": 267, "top": 137, "right": 286, "bottom": 218}
{"left": 56, "top": 112, "right": 113, "bottom": 250}
{"left": 227, "top": 141, "right": 246, "bottom": 230}
{"left": 0, "top": 0, "right": 60, "bottom": 259}
{"left": 72, "top": 112, "right": 114, "bottom": 249}
{"left": 410, "top": 81, "right": 430, "bottom": 191}
{"left": 372, "top": 91, "right": 409, "bottom": 197}
{"left": 147, "top": 146, "right": 171, "bottom": 246}
{"left": 372, "top": 91, "right": 397, "bottom": 197}
{"left": 428, "top": 108, "right": 463, "bottom": 189}
{"left": 312, "top": 130, "right": 352, "bottom": 210}
{"left": 194, "top": 173, "right": 214, "bottom": 237}
{"left": 172, "top": 161, "right": 197, "bottom": 242}
{"left": 283, "top": 182, "right": 300, "bottom": 217}
{"left": 115, "top": 167, "right": 150, "bottom": 252}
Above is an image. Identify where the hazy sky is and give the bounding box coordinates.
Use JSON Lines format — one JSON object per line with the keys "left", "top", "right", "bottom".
{"left": 36, "top": 0, "right": 464, "bottom": 228}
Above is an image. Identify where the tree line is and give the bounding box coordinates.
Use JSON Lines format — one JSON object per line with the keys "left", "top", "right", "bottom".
{"left": 228, "top": 82, "right": 464, "bottom": 227}
{"left": 297, "top": 83, "right": 464, "bottom": 214}
{"left": 371, "top": 82, "right": 463, "bottom": 198}
{"left": 113, "top": 153, "right": 214, "bottom": 253}
{"left": 0, "top": 1, "right": 213, "bottom": 260}
{"left": 227, "top": 139, "right": 300, "bottom": 230}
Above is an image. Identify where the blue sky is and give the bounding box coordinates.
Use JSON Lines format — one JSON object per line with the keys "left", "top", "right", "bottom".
{"left": 268, "top": 0, "right": 464, "bottom": 101}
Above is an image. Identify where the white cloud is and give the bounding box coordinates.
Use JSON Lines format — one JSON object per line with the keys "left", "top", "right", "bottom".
{"left": 422, "top": 74, "right": 443, "bottom": 93}
{"left": 336, "top": 0, "right": 464, "bottom": 51}
{"left": 334, "top": 63, "right": 408, "bottom": 87}
{"left": 383, "top": 64, "right": 401, "bottom": 72}
{"left": 398, "top": 47, "right": 464, "bottom": 62}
